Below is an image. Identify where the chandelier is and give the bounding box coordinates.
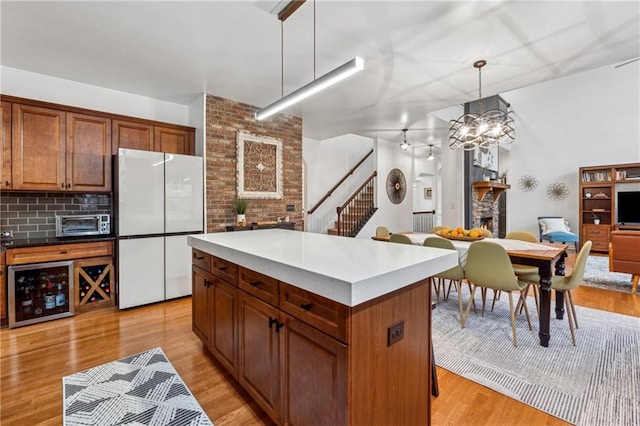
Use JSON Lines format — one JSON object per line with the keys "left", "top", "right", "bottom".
{"left": 449, "top": 60, "right": 515, "bottom": 151}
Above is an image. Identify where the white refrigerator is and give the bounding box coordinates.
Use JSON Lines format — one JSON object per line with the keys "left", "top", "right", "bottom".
{"left": 116, "top": 148, "right": 204, "bottom": 309}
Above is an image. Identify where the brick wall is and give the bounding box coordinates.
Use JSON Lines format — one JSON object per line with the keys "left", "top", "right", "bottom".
{"left": 0, "top": 192, "right": 112, "bottom": 239}
{"left": 205, "top": 95, "right": 303, "bottom": 232}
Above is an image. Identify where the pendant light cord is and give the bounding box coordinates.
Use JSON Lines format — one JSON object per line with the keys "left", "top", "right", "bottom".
{"left": 313, "top": 0, "right": 316, "bottom": 80}
{"left": 281, "top": 21, "right": 284, "bottom": 98}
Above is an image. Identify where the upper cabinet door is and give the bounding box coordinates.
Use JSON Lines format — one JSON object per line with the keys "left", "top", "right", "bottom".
{"left": 1, "top": 101, "right": 11, "bottom": 189}
{"left": 112, "top": 120, "right": 153, "bottom": 155}
{"left": 154, "top": 126, "right": 194, "bottom": 155}
{"left": 12, "top": 104, "right": 66, "bottom": 191}
{"left": 66, "top": 113, "right": 112, "bottom": 192}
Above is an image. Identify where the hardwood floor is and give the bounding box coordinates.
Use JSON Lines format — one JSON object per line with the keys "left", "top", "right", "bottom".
{"left": 1, "top": 252, "right": 638, "bottom": 425}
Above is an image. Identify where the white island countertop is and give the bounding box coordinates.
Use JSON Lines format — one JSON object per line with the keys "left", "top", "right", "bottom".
{"left": 188, "top": 229, "right": 457, "bottom": 307}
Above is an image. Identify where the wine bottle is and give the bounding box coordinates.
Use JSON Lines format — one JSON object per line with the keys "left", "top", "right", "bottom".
{"left": 55, "top": 283, "right": 66, "bottom": 307}
{"left": 44, "top": 282, "right": 56, "bottom": 310}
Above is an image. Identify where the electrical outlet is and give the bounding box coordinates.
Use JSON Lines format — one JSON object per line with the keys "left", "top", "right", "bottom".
{"left": 0, "top": 230, "right": 14, "bottom": 238}
{"left": 387, "top": 320, "right": 404, "bottom": 346}
{"left": 287, "top": 205, "right": 295, "bottom": 212}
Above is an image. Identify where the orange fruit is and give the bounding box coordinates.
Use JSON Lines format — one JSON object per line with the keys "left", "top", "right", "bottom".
{"left": 456, "top": 227, "right": 464, "bottom": 234}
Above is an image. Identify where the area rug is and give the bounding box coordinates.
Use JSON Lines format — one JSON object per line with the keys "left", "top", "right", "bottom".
{"left": 582, "top": 255, "right": 635, "bottom": 293}
{"left": 63, "top": 347, "right": 212, "bottom": 426}
{"left": 432, "top": 291, "right": 640, "bottom": 426}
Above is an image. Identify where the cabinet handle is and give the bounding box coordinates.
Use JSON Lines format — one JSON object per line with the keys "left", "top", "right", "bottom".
{"left": 204, "top": 279, "right": 211, "bottom": 288}
{"left": 60, "top": 251, "right": 68, "bottom": 254}
{"left": 249, "top": 281, "right": 260, "bottom": 288}
{"left": 195, "top": 255, "right": 204, "bottom": 260}
{"left": 275, "top": 321, "right": 284, "bottom": 333}
{"left": 268, "top": 317, "right": 278, "bottom": 329}
{"left": 300, "top": 303, "right": 312, "bottom": 311}
{"left": 4, "top": 181, "right": 9, "bottom": 186}
{"left": 217, "top": 265, "right": 227, "bottom": 271}
{"left": 61, "top": 183, "right": 65, "bottom": 188}
{"left": 67, "top": 183, "right": 71, "bottom": 188}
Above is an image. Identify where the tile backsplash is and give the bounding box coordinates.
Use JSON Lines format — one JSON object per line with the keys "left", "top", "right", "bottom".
{"left": 0, "top": 192, "right": 112, "bottom": 239}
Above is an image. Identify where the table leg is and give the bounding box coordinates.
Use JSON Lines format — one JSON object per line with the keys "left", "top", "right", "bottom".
{"left": 538, "top": 262, "right": 553, "bottom": 347}
{"left": 554, "top": 252, "right": 567, "bottom": 320}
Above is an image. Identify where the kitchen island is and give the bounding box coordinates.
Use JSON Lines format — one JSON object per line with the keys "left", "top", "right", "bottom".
{"left": 188, "top": 229, "right": 457, "bottom": 426}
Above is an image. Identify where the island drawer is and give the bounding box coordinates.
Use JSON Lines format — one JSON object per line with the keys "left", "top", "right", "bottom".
{"left": 211, "top": 256, "right": 238, "bottom": 285}
{"left": 280, "top": 282, "right": 349, "bottom": 343}
{"left": 192, "top": 249, "right": 211, "bottom": 272}
{"left": 239, "top": 267, "right": 278, "bottom": 306}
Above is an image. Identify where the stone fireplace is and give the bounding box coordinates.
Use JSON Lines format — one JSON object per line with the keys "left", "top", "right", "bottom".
{"left": 472, "top": 191, "right": 499, "bottom": 235}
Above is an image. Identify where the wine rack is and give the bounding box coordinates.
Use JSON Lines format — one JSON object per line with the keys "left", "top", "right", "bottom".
{"left": 74, "top": 256, "right": 115, "bottom": 312}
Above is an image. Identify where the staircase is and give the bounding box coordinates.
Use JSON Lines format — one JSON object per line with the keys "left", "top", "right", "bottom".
{"left": 328, "top": 172, "right": 377, "bottom": 237}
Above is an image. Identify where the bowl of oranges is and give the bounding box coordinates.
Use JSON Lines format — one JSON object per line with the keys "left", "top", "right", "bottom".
{"left": 436, "top": 227, "right": 485, "bottom": 241}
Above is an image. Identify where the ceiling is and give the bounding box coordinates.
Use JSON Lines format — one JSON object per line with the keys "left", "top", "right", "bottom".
{"left": 1, "top": 1, "right": 639, "bottom": 149}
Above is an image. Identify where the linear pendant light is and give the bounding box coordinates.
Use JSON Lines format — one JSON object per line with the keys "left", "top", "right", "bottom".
{"left": 255, "top": 56, "right": 364, "bottom": 120}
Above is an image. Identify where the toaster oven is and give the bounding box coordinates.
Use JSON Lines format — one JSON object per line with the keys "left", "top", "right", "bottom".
{"left": 55, "top": 214, "right": 111, "bottom": 237}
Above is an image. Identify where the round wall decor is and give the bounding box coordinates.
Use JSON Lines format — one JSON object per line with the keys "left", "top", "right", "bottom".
{"left": 386, "top": 168, "right": 407, "bottom": 204}
{"left": 517, "top": 175, "right": 539, "bottom": 192}
{"left": 547, "top": 182, "right": 569, "bottom": 200}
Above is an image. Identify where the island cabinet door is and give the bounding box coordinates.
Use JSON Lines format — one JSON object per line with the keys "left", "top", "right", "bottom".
{"left": 192, "top": 266, "right": 212, "bottom": 347}
{"left": 279, "top": 313, "right": 347, "bottom": 426}
{"left": 238, "top": 291, "right": 280, "bottom": 424}
{"left": 210, "top": 278, "right": 238, "bottom": 376}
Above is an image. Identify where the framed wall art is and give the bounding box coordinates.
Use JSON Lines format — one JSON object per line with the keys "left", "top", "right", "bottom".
{"left": 473, "top": 144, "right": 499, "bottom": 172}
{"left": 237, "top": 131, "right": 283, "bottom": 199}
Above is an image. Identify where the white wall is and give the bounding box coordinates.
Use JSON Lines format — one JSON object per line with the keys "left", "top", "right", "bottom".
{"left": 303, "top": 134, "right": 374, "bottom": 233}
{"left": 502, "top": 61, "right": 640, "bottom": 237}
{"left": 1, "top": 66, "right": 190, "bottom": 125}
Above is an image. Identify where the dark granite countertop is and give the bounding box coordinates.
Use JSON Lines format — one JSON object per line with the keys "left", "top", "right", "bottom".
{"left": 1, "top": 235, "right": 115, "bottom": 249}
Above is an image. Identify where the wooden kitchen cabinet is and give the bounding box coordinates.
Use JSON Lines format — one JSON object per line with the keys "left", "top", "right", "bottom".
{"left": 11, "top": 103, "right": 66, "bottom": 191}
{"left": 74, "top": 256, "right": 115, "bottom": 312}
{"left": 192, "top": 266, "right": 212, "bottom": 347}
{"left": 66, "top": 113, "right": 112, "bottom": 192}
{"left": 1, "top": 250, "right": 7, "bottom": 321}
{"left": 154, "top": 126, "right": 194, "bottom": 155}
{"left": 238, "top": 290, "right": 281, "bottom": 422}
{"left": 192, "top": 249, "right": 239, "bottom": 377}
{"left": 112, "top": 119, "right": 154, "bottom": 154}
{"left": 1, "top": 101, "right": 11, "bottom": 189}
{"left": 11, "top": 104, "right": 111, "bottom": 192}
{"left": 6, "top": 241, "right": 113, "bottom": 266}
{"left": 582, "top": 224, "right": 611, "bottom": 252}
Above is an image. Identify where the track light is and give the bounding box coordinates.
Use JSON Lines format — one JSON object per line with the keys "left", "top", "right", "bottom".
{"left": 256, "top": 57, "right": 364, "bottom": 120}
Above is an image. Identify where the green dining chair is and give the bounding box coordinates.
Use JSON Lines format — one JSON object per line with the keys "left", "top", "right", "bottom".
{"left": 518, "top": 241, "right": 592, "bottom": 346}
{"left": 504, "top": 231, "right": 540, "bottom": 312}
{"left": 463, "top": 241, "right": 532, "bottom": 347}
{"left": 423, "top": 237, "right": 475, "bottom": 326}
{"left": 389, "top": 233, "right": 412, "bottom": 245}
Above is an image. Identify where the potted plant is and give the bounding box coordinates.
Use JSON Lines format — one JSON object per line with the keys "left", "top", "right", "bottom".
{"left": 235, "top": 198, "right": 247, "bottom": 226}
{"left": 592, "top": 213, "right": 600, "bottom": 225}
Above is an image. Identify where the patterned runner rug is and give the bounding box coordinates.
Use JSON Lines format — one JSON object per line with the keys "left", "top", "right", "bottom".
{"left": 582, "top": 255, "right": 635, "bottom": 293}
{"left": 433, "top": 291, "right": 640, "bottom": 426}
{"left": 63, "top": 347, "right": 212, "bottom": 426}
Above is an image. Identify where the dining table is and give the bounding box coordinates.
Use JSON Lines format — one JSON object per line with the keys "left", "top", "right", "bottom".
{"left": 375, "top": 232, "right": 568, "bottom": 347}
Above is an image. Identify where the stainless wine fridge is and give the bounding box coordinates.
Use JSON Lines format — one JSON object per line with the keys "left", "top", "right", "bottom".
{"left": 8, "top": 260, "right": 74, "bottom": 328}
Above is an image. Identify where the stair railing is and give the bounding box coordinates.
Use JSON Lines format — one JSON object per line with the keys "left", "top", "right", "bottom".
{"left": 308, "top": 149, "right": 374, "bottom": 215}
{"left": 413, "top": 210, "right": 436, "bottom": 232}
{"left": 336, "top": 171, "right": 377, "bottom": 237}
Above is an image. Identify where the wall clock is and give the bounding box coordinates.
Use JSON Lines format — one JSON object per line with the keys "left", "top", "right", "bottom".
{"left": 386, "top": 168, "right": 407, "bottom": 204}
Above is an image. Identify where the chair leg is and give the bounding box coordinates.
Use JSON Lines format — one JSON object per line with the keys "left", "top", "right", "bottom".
{"left": 520, "top": 290, "right": 532, "bottom": 330}
{"left": 567, "top": 290, "right": 578, "bottom": 329}
{"left": 507, "top": 291, "right": 518, "bottom": 347}
{"left": 491, "top": 290, "right": 501, "bottom": 312}
{"left": 462, "top": 284, "right": 478, "bottom": 328}
{"left": 631, "top": 275, "right": 639, "bottom": 294}
{"left": 431, "top": 277, "right": 440, "bottom": 303}
{"left": 564, "top": 291, "right": 577, "bottom": 346}
{"left": 452, "top": 279, "right": 464, "bottom": 327}
{"left": 481, "top": 288, "right": 487, "bottom": 316}
{"left": 467, "top": 281, "right": 477, "bottom": 314}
